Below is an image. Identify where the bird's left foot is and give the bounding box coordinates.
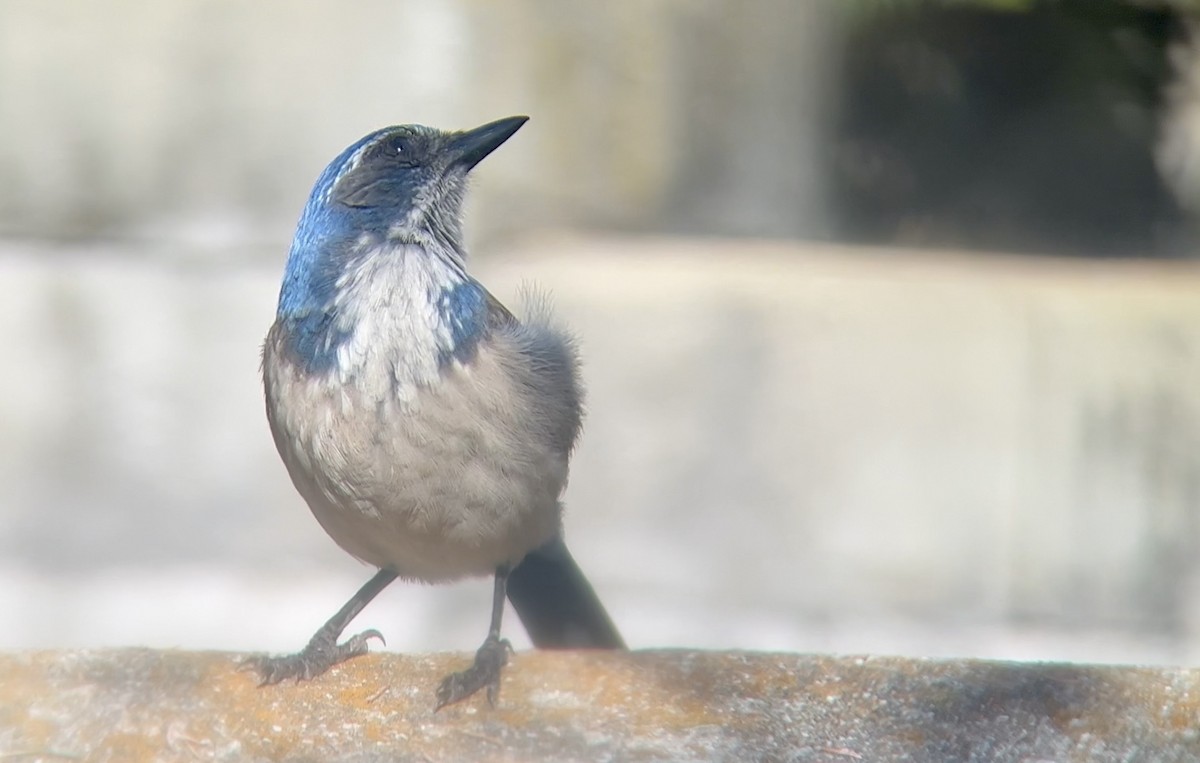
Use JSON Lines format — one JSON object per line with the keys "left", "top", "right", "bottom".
{"left": 434, "top": 635, "right": 512, "bottom": 710}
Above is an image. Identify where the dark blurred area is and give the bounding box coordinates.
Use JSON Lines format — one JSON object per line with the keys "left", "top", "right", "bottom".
{"left": 835, "top": 0, "right": 1190, "bottom": 256}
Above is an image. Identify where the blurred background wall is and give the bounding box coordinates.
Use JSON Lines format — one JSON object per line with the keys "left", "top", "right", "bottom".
{"left": 3, "top": 0, "right": 1200, "bottom": 666}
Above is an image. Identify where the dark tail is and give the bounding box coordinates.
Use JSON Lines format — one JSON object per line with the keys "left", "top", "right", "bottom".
{"left": 507, "top": 537, "right": 626, "bottom": 649}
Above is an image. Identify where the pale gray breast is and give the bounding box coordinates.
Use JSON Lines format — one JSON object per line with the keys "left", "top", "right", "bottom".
{"left": 261, "top": 302, "right": 583, "bottom": 579}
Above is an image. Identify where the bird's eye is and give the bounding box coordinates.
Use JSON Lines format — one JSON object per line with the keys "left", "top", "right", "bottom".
{"left": 388, "top": 136, "right": 410, "bottom": 156}
{"left": 373, "top": 134, "right": 419, "bottom": 167}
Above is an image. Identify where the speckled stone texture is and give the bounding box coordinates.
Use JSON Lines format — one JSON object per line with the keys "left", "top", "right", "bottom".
{"left": 2, "top": 649, "right": 1199, "bottom": 762}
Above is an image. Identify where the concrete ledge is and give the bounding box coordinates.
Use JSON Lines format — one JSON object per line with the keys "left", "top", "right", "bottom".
{"left": 3, "top": 650, "right": 1199, "bottom": 762}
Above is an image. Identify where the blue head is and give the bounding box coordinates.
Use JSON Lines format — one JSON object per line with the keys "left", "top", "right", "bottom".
{"left": 274, "top": 116, "right": 528, "bottom": 373}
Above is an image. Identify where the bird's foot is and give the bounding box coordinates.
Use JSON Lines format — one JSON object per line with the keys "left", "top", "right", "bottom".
{"left": 435, "top": 635, "right": 512, "bottom": 710}
{"left": 241, "top": 628, "right": 385, "bottom": 685}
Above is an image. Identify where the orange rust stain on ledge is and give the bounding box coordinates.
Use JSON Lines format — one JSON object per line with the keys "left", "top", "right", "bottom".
{"left": 5, "top": 649, "right": 1200, "bottom": 762}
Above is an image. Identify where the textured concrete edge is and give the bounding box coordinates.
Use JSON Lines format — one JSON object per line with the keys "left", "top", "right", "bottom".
{"left": 2, "top": 649, "right": 1200, "bottom": 762}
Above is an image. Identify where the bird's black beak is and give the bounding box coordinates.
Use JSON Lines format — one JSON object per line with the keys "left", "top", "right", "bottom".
{"left": 450, "top": 116, "right": 529, "bottom": 171}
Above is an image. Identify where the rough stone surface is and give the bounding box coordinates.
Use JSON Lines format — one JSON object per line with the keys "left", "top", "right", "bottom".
{"left": 2, "top": 649, "right": 1199, "bottom": 762}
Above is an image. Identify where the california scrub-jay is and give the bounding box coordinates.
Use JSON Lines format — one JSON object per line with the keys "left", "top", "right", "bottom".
{"left": 247, "top": 116, "right": 624, "bottom": 709}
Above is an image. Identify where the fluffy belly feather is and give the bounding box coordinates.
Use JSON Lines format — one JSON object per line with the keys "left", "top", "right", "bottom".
{"left": 264, "top": 341, "right": 567, "bottom": 582}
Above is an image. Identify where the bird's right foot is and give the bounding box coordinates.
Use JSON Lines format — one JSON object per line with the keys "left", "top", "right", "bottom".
{"left": 241, "top": 628, "right": 385, "bottom": 685}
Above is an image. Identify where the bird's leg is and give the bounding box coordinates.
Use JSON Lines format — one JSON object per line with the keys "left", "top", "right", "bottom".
{"left": 243, "top": 567, "right": 398, "bottom": 685}
{"left": 435, "top": 565, "right": 514, "bottom": 710}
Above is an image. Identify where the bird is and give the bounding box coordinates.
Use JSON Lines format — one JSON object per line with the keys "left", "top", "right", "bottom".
{"left": 246, "top": 116, "right": 625, "bottom": 709}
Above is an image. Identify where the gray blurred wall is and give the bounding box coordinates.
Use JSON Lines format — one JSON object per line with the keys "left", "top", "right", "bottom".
{"left": 0, "top": 0, "right": 838, "bottom": 243}
{"left": 2, "top": 1, "right": 1200, "bottom": 667}
{"left": 2, "top": 238, "right": 1200, "bottom": 666}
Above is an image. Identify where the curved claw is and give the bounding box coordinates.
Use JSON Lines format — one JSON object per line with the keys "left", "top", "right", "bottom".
{"left": 348, "top": 628, "right": 387, "bottom": 649}
{"left": 242, "top": 627, "right": 387, "bottom": 686}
